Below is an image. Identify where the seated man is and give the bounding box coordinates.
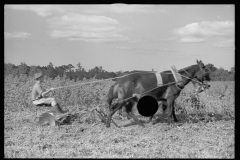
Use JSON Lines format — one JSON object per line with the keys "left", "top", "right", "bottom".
{"left": 32, "top": 72, "right": 68, "bottom": 114}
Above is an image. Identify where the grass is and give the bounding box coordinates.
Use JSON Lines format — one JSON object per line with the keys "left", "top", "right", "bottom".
{"left": 4, "top": 106, "right": 234, "bottom": 158}
{"left": 4, "top": 75, "right": 235, "bottom": 158}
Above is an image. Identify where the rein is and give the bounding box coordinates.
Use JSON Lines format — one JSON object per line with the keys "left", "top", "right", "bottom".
{"left": 49, "top": 67, "right": 204, "bottom": 92}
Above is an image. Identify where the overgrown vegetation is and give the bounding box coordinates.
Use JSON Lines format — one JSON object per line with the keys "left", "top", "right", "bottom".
{"left": 4, "top": 62, "right": 235, "bottom": 81}
{"left": 4, "top": 75, "right": 234, "bottom": 158}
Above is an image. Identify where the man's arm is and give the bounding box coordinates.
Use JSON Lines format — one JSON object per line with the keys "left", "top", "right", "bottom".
{"left": 37, "top": 86, "right": 54, "bottom": 98}
{"left": 41, "top": 89, "right": 52, "bottom": 97}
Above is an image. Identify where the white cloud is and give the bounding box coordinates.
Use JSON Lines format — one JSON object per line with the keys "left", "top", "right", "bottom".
{"left": 213, "top": 39, "right": 235, "bottom": 49}
{"left": 6, "top": 4, "right": 166, "bottom": 16}
{"left": 174, "top": 21, "right": 234, "bottom": 38}
{"left": 115, "top": 46, "right": 180, "bottom": 54}
{"left": 47, "top": 13, "right": 129, "bottom": 43}
{"left": 83, "top": 4, "right": 166, "bottom": 14}
{"left": 6, "top": 5, "right": 66, "bottom": 17}
{"left": 160, "top": 37, "right": 178, "bottom": 42}
{"left": 173, "top": 21, "right": 234, "bottom": 45}
{"left": 180, "top": 37, "right": 205, "bottom": 43}
{"left": 4, "top": 32, "right": 31, "bottom": 38}
{"left": 110, "top": 4, "right": 166, "bottom": 14}
{"left": 115, "top": 46, "right": 131, "bottom": 50}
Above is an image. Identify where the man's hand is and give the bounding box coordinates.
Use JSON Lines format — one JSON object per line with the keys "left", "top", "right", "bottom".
{"left": 49, "top": 88, "right": 55, "bottom": 91}
{"left": 46, "top": 88, "right": 55, "bottom": 92}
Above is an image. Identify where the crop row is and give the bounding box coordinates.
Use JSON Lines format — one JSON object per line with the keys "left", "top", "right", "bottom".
{"left": 4, "top": 74, "right": 234, "bottom": 117}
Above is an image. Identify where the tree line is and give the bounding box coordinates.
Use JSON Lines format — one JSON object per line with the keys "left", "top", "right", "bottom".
{"left": 4, "top": 62, "right": 234, "bottom": 81}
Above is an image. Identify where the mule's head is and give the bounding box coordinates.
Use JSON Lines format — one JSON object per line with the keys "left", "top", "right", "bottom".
{"left": 191, "top": 78, "right": 210, "bottom": 93}
{"left": 194, "top": 60, "right": 211, "bottom": 93}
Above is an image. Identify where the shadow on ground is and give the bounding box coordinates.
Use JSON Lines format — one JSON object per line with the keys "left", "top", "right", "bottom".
{"left": 120, "top": 112, "right": 234, "bottom": 128}
{"left": 58, "top": 113, "right": 81, "bottom": 125}
{"left": 152, "top": 112, "right": 234, "bottom": 125}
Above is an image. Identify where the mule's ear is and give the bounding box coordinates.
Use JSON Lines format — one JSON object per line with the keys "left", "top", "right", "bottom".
{"left": 199, "top": 60, "right": 204, "bottom": 67}
{"left": 196, "top": 59, "right": 199, "bottom": 64}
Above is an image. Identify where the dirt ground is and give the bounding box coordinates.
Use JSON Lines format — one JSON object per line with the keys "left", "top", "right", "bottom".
{"left": 4, "top": 109, "right": 234, "bottom": 158}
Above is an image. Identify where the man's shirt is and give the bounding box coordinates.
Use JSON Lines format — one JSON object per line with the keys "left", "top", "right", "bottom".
{"left": 31, "top": 82, "right": 45, "bottom": 101}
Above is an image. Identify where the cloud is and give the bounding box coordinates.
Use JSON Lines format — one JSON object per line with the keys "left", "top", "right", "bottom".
{"left": 173, "top": 53, "right": 204, "bottom": 59}
{"left": 174, "top": 21, "right": 234, "bottom": 38}
{"left": 47, "top": 13, "right": 129, "bottom": 43}
{"left": 83, "top": 4, "right": 166, "bottom": 14}
{"left": 4, "top": 32, "right": 31, "bottom": 38}
{"left": 115, "top": 46, "right": 131, "bottom": 50}
{"left": 173, "top": 21, "right": 234, "bottom": 45}
{"left": 160, "top": 37, "right": 178, "bottom": 42}
{"left": 6, "top": 4, "right": 166, "bottom": 16}
{"left": 115, "top": 46, "right": 180, "bottom": 54}
{"left": 6, "top": 5, "right": 66, "bottom": 17}
{"left": 180, "top": 37, "right": 205, "bottom": 43}
{"left": 110, "top": 4, "right": 166, "bottom": 14}
{"left": 213, "top": 39, "right": 235, "bottom": 49}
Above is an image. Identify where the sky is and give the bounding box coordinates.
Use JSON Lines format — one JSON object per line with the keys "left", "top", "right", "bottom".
{"left": 4, "top": 4, "right": 235, "bottom": 72}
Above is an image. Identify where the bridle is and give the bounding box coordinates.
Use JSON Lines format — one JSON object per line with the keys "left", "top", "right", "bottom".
{"left": 181, "top": 68, "right": 203, "bottom": 85}
{"left": 180, "top": 67, "right": 210, "bottom": 93}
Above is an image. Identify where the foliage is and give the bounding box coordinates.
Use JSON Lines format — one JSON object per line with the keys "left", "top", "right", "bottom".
{"left": 4, "top": 62, "right": 118, "bottom": 81}
{"left": 4, "top": 75, "right": 234, "bottom": 158}
{"left": 4, "top": 62, "right": 234, "bottom": 81}
{"left": 205, "top": 64, "right": 234, "bottom": 81}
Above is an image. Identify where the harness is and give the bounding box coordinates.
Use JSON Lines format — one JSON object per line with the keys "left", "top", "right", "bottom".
{"left": 175, "top": 68, "right": 204, "bottom": 91}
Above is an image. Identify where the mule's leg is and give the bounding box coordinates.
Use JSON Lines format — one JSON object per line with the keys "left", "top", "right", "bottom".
{"left": 118, "top": 107, "right": 123, "bottom": 117}
{"left": 146, "top": 102, "right": 161, "bottom": 123}
{"left": 127, "top": 112, "right": 144, "bottom": 127}
{"left": 146, "top": 115, "right": 153, "bottom": 123}
{"left": 172, "top": 101, "right": 179, "bottom": 122}
{"left": 166, "top": 96, "right": 177, "bottom": 124}
{"left": 106, "top": 101, "right": 126, "bottom": 128}
{"left": 125, "top": 100, "right": 144, "bottom": 127}
{"left": 152, "top": 100, "right": 167, "bottom": 125}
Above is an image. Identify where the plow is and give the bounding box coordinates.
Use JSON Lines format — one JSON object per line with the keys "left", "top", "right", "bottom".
{"left": 38, "top": 105, "right": 120, "bottom": 128}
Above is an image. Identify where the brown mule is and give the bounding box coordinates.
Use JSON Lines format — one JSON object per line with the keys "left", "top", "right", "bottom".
{"left": 106, "top": 60, "right": 211, "bottom": 128}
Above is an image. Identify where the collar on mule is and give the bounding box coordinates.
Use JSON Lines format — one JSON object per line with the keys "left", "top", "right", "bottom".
{"left": 176, "top": 81, "right": 184, "bottom": 90}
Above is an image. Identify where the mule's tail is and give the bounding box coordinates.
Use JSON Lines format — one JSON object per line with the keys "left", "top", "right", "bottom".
{"left": 107, "top": 81, "right": 118, "bottom": 106}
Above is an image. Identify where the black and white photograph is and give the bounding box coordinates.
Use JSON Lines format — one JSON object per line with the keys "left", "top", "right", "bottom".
{"left": 4, "top": 4, "right": 234, "bottom": 158}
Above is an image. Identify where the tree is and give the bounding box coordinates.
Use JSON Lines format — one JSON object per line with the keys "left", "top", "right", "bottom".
{"left": 230, "top": 66, "right": 235, "bottom": 73}
{"left": 76, "top": 62, "right": 83, "bottom": 72}
{"left": 46, "top": 62, "right": 57, "bottom": 79}
{"left": 28, "top": 65, "right": 38, "bottom": 77}
{"left": 211, "top": 67, "right": 234, "bottom": 81}
{"left": 47, "top": 62, "right": 54, "bottom": 68}
{"left": 18, "top": 62, "right": 30, "bottom": 75}
{"left": 205, "top": 63, "right": 217, "bottom": 72}
{"left": 5, "top": 63, "right": 16, "bottom": 75}
{"left": 67, "top": 64, "right": 74, "bottom": 72}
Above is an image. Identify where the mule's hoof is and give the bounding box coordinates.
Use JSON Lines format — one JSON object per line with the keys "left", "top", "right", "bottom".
{"left": 146, "top": 120, "right": 152, "bottom": 124}
{"left": 174, "top": 119, "right": 179, "bottom": 123}
{"left": 152, "top": 121, "right": 157, "bottom": 125}
{"left": 61, "top": 109, "right": 68, "bottom": 114}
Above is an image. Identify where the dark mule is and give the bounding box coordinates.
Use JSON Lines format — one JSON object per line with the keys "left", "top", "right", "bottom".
{"left": 106, "top": 60, "right": 211, "bottom": 128}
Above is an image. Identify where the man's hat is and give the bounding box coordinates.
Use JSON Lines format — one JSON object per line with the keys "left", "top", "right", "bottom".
{"left": 35, "top": 72, "right": 43, "bottom": 79}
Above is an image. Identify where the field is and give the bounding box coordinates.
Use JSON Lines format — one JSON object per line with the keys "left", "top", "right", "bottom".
{"left": 4, "top": 74, "right": 235, "bottom": 158}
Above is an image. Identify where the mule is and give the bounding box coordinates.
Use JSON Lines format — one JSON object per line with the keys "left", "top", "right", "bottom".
{"left": 106, "top": 60, "right": 211, "bottom": 128}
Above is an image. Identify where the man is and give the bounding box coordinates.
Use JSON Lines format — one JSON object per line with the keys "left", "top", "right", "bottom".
{"left": 32, "top": 72, "right": 68, "bottom": 114}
